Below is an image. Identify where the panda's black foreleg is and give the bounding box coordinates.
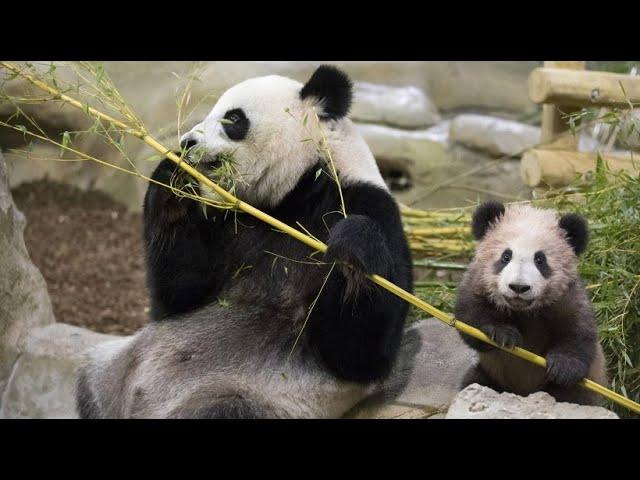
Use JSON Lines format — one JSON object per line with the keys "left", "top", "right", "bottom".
{"left": 143, "top": 158, "right": 217, "bottom": 319}
{"left": 454, "top": 291, "right": 522, "bottom": 351}
{"left": 308, "top": 214, "right": 409, "bottom": 383}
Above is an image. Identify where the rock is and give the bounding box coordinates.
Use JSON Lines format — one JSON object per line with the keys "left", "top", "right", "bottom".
{"left": 346, "top": 318, "right": 477, "bottom": 419}
{"left": 0, "top": 323, "right": 120, "bottom": 418}
{"left": 449, "top": 114, "right": 541, "bottom": 157}
{"left": 446, "top": 384, "right": 619, "bottom": 419}
{"left": 0, "top": 151, "right": 55, "bottom": 407}
{"left": 356, "top": 122, "right": 452, "bottom": 175}
{"left": 351, "top": 82, "right": 441, "bottom": 128}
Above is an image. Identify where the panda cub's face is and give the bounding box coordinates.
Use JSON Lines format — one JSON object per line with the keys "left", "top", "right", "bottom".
{"left": 471, "top": 202, "right": 589, "bottom": 311}
{"left": 179, "top": 65, "right": 382, "bottom": 208}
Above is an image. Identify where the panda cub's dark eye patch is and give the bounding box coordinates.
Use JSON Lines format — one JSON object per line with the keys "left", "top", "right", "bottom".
{"left": 222, "top": 108, "right": 249, "bottom": 141}
{"left": 534, "top": 250, "right": 552, "bottom": 278}
{"left": 493, "top": 248, "right": 512, "bottom": 274}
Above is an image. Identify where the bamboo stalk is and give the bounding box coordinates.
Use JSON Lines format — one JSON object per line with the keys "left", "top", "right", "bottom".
{"left": 3, "top": 61, "right": 638, "bottom": 415}
{"left": 413, "top": 260, "right": 468, "bottom": 270}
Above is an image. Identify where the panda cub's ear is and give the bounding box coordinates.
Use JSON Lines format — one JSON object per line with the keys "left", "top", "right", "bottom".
{"left": 472, "top": 201, "right": 505, "bottom": 240}
{"left": 559, "top": 213, "right": 589, "bottom": 255}
{"left": 300, "top": 65, "right": 353, "bottom": 120}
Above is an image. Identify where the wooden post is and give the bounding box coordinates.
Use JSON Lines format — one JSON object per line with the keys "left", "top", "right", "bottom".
{"left": 536, "top": 61, "right": 586, "bottom": 150}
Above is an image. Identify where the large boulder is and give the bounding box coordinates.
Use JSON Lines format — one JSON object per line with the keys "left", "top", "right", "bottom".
{"left": 0, "top": 151, "right": 55, "bottom": 406}
{"left": 351, "top": 82, "right": 441, "bottom": 128}
{"left": 446, "top": 383, "right": 619, "bottom": 419}
{"left": 0, "top": 150, "right": 120, "bottom": 418}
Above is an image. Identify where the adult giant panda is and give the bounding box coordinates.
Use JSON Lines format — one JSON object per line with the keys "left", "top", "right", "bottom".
{"left": 76, "top": 65, "right": 414, "bottom": 418}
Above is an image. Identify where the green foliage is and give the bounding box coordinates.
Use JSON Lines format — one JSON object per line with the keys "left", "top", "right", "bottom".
{"left": 556, "top": 166, "right": 640, "bottom": 416}
{"left": 588, "top": 61, "right": 639, "bottom": 74}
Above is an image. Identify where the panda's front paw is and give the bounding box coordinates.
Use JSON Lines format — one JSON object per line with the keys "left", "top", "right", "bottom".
{"left": 545, "top": 352, "right": 589, "bottom": 387}
{"left": 480, "top": 323, "right": 522, "bottom": 349}
{"left": 150, "top": 157, "right": 182, "bottom": 184}
{"left": 325, "top": 215, "right": 389, "bottom": 275}
{"left": 145, "top": 157, "right": 199, "bottom": 223}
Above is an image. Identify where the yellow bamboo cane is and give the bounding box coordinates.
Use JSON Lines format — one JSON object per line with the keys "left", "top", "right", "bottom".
{"left": 2, "top": 61, "right": 638, "bottom": 415}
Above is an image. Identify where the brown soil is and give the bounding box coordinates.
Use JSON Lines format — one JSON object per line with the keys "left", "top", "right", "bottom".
{"left": 12, "top": 180, "right": 149, "bottom": 335}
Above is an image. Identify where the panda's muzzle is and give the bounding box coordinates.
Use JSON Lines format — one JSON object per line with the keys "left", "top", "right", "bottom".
{"left": 185, "top": 151, "right": 222, "bottom": 171}
{"left": 197, "top": 155, "right": 223, "bottom": 170}
{"left": 180, "top": 138, "right": 222, "bottom": 170}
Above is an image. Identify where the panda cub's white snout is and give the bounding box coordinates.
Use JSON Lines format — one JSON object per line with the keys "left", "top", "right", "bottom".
{"left": 497, "top": 247, "right": 546, "bottom": 309}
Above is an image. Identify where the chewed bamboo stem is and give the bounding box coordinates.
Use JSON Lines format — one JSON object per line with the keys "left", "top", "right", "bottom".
{"left": 2, "top": 60, "right": 638, "bottom": 415}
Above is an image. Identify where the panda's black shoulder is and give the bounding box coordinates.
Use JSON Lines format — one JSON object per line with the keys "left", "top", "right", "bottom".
{"left": 274, "top": 161, "right": 403, "bottom": 233}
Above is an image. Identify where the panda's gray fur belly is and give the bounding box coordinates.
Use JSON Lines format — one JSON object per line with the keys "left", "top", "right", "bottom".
{"left": 78, "top": 298, "right": 376, "bottom": 419}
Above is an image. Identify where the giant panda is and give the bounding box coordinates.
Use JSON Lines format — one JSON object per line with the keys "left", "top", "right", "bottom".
{"left": 455, "top": 201, "right": 608, "bottom": 406}
{"left": 75, "top": 65, "right": 414, "bottom": 418}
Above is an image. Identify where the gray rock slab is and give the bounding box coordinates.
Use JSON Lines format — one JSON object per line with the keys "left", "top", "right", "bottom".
{"left": 1, "top": 323, "right": 121, "bottom": 418}
{"left": 346, "top": 318, "right": 477, "bottom": 419}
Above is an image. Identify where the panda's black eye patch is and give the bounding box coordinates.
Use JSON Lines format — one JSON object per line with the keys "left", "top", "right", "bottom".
{"left": 534, "top": 251, "right": 552, "bottom": 278}
{"left": 493, "top": 248, "right": 512, "bottom": 274}
{"left": 222, "top": 108, "right": 249, "bottom": 141}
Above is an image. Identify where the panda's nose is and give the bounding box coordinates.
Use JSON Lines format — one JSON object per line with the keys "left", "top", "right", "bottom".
{"left": 509, "top": 283, "right": 531, "bottom": 294}
{"left": 180, "top": 137, "right": 198, "bottom": 151}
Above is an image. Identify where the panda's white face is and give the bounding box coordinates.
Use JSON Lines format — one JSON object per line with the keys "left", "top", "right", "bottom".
{"left": 494, "top": 238, "right": 551, "bottom": 310}
{"left": 180, "top": 75, "right": 319, "bottom": 208}
{"left": 474, "top": 205, "right": 578, "bottom": 311}
{"left": 180, "top": 69, "right": 385, "bottom": 208}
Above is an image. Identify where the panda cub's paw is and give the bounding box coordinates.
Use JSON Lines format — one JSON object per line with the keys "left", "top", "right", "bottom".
{"left": 545, "top": 352, "right": 589, "bottom": 387}
{"left": 480, "top": 323, "right": 523, "bottom": 349}
{"left": 325, "top": 215, "right": 391, "bottom": 277}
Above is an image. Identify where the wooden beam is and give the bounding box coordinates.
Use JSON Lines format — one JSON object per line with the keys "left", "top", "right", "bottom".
{"left": 520, "top": 148, "right": 638, "bottom": 187}
{"left": 539, "top": 61, "right": 586, "bottom": 151}
{"left": 529, "top": 68, "right": 640, "bottom": 108}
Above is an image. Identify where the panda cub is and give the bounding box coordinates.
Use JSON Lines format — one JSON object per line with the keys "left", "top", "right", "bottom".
{"left": 455, "top": 201, "right": 607, "bottom": 406}
{"left": 75, "top": 65, "right": 413, "bottom": 418}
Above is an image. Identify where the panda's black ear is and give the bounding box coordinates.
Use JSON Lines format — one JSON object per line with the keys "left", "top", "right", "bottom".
{"left": 300, "top": 65, "right": 353, "bottom": 120}
{"left": 472, "top": 201, "right": 505, "bottom": 240}
{"left": 559, "top": 213, "right": 589, "bottom": 255}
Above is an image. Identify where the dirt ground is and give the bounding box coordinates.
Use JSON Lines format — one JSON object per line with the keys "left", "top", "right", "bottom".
{"left": 12, "top": 180, "right": 149, "bottom": 335}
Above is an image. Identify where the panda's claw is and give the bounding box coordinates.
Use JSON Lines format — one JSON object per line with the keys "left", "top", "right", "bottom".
{"left": 481, "top": 323, "right": 522, "bottom": 349}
